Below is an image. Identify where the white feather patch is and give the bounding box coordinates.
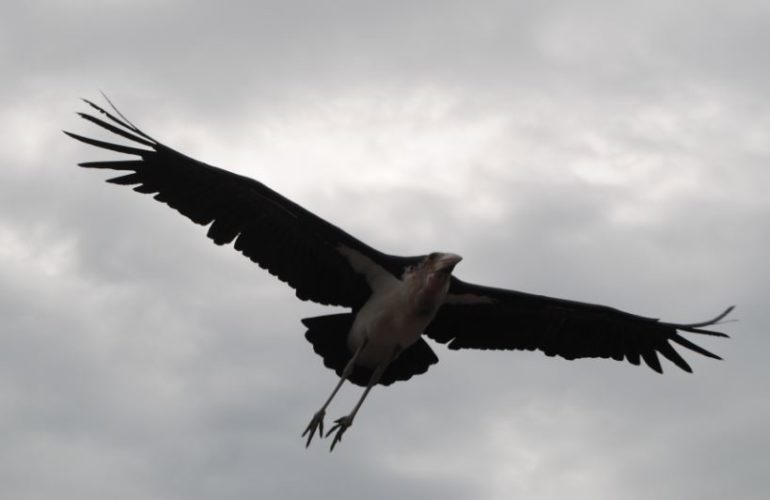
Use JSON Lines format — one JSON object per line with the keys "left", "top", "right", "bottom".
{"left": 337, "top": 245, "right": 399, "bottom": 292}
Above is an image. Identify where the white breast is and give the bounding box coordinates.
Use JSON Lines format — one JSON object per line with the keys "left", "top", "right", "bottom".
{"left": 349, "top": 269, "right": 456, "bottom": 370}
{"left": 336, "top": 244, "right": 449, "bottom": 369}
{"left": 348, "top": 283, "right": 434, "bottom": 368}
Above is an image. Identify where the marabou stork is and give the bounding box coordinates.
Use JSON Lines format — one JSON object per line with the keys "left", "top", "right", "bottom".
{"left": 66, "top": 97, "right": 732, "bottom": 451}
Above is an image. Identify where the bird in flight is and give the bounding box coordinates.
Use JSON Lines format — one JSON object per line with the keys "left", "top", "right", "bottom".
{"left": 66, "top": 97, "right": 733, "bottom": 451}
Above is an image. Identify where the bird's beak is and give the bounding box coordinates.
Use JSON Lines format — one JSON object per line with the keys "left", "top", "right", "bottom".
{"left": 434, "top": 253, "right": 462, "bottom": 274}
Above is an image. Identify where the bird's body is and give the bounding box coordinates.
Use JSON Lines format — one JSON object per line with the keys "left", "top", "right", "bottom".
{"left": 349, "top": 281, "right": 423, "bottom": 369}
{"left": 67, "top": 97, "right": 732, "bottom": 450}
{"left": 345, "top": 249, "right": 460, "bottom": 369}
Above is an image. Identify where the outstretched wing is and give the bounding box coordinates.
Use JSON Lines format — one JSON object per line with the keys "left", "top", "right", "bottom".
{"left": 66, "top": 98, "right": 417, "bottom": 308}
{"left": 426, "top": 278, "right": 733, "bottom": 373}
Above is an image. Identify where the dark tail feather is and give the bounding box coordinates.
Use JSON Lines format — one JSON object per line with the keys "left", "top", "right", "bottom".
{"left": 302, "top": 313, "right": 439, "bottom": 387}
{"left": 303, "top": 313, "right": 357, "bottom": 382}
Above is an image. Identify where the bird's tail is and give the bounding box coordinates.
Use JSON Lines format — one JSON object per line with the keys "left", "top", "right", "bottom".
{"left": 302, "top": 313, "right": 439, "bottom": 387}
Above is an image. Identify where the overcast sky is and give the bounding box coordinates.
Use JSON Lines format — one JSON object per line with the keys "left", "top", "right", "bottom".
{"left": 1, "top": 0, "right": 768, "bottom": 499}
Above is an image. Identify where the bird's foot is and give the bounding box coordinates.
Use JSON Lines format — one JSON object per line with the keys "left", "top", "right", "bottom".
{"left": 326, "top": 415, "right": 354, "bottom": 451}
{"left": 301, "top": 409, "right": 326, "bottom": 448}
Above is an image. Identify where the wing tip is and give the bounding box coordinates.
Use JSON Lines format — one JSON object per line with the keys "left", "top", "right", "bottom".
{"left": 679, "top": 305, "right": 735, "bottom": 328}
{"left": 660, "top": 305, "right": 735, "bottom": 339}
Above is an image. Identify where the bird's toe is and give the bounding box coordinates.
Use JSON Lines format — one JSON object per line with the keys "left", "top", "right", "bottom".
{"left": 302, "top": 409, "right": 326, "bottom": 448}
{"left": 326, "top": 415, "right": 354, "bottom": 451}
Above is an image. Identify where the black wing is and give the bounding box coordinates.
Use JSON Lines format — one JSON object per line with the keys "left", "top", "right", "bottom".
{"left": 426, "top": 278, "right": 733, "bottom": 373}
{"left": 66, "top": 98, "right": 419, "bottom": 308}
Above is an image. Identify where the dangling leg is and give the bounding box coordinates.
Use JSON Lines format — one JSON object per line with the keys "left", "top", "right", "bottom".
{"left": 302, "top": 338, "right": 368, "bottom": 448}
{"left": 326, "top": 346, "right": 401, "bottom": 451}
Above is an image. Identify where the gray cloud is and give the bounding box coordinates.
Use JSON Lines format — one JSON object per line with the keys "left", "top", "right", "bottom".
{"left": 1, "top": 0, "right": 767, "bottom": 499}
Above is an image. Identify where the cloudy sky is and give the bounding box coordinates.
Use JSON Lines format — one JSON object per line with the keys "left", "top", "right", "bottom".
{"left": 2, "top": 0, "right": 768, "bottom": 498}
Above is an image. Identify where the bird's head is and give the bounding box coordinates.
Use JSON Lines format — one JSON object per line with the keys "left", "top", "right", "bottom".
{"left": 404, "top": 252, "right": 462, "bottom": 314}
{"left": 426, "top": 251, "right": 463, "bottom": 276}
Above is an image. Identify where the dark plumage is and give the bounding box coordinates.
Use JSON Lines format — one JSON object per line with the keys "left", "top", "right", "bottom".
{"left": 66, "top": 97, "right": 732, "bottom": 450}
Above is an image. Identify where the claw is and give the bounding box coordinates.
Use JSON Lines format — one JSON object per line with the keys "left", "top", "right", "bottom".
{"left": 301, "top": 409, "right": 326, "bottom": 448}
{"left": 326, "top": 415, "right": 353, "bottom": 451}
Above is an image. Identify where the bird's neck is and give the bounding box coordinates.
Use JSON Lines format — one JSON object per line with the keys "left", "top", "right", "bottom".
{"left": 411, "top": 273, "right": 450, "bottom": 317}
